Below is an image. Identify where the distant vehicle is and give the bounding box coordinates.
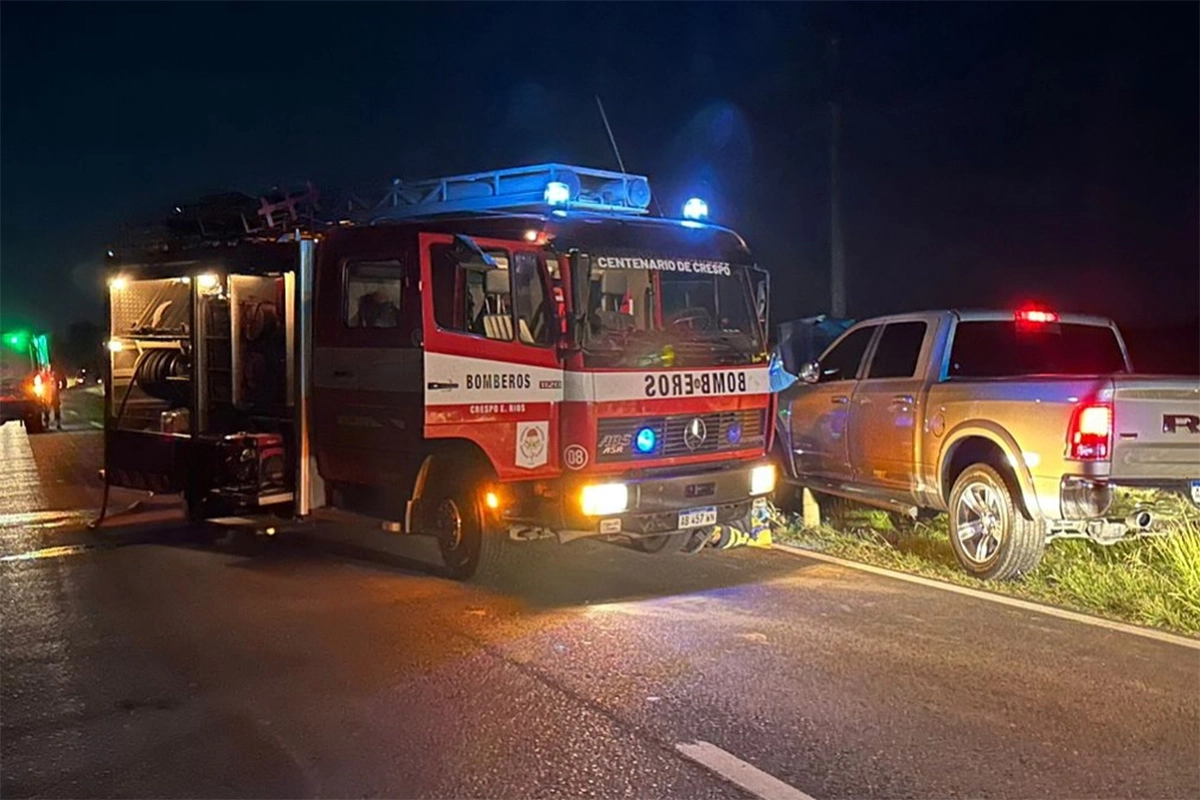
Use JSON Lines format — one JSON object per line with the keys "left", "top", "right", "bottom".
{"left": 0, "top": 330, "right": 52, "bottom": 434}
{"left": 773, "top": 308, "right": 1200, "bottom": 579}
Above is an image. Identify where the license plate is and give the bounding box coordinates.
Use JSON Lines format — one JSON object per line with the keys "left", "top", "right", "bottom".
{"left": 1191, "top": 480, "right": 1200, "bottom": 505}
{"left": 678, "top": 506, "right": 718, "bottom": 529}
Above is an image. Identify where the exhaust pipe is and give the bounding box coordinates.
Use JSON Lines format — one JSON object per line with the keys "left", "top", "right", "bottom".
{"left": 1125, "top": 510, "right": 1154, "bottom": 531}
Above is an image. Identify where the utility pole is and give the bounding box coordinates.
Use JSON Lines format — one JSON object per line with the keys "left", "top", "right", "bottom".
{"left": 828, "top": 36, "right": 846, "bottom": 318}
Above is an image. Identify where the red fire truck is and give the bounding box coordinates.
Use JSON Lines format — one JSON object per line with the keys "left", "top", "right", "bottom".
{"left": 102, "top": 164, "right": 776, "bottom": 578}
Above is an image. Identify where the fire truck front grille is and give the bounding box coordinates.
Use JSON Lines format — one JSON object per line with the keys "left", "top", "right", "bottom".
{"left": 596, "top": 408, "right": 765, "bottom": 462}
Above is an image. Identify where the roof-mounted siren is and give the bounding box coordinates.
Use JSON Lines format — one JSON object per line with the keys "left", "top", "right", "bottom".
{"left": 372, "top": 163, "right": 653, "bottom": 220}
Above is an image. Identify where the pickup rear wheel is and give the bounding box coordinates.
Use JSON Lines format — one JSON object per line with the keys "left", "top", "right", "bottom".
{"left": 948, "top": 464, "right": 1044, "bottom": 580}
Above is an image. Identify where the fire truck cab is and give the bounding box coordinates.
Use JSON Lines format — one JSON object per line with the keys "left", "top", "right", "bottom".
{"left": 103, "top": 164, "right": 776, "bottom": 579}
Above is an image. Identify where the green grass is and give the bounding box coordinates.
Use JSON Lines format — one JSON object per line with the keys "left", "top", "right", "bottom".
{"left": 771, "top": 489, "right": 1200, "bottom": 637}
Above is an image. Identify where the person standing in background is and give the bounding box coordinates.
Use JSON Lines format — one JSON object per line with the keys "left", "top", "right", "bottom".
{"left": 49, "top": 365, "right": 64, "bottom": 430}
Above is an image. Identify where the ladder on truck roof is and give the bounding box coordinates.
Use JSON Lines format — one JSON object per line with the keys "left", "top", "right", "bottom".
{"left": 371, "top": 163, "right": 654, "bottom": 220}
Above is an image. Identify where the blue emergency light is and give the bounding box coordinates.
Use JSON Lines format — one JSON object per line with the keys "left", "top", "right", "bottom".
{"left": 544, "top": 181, "right": 571, "bottom": 206}
{"left": 635, "top": 426, "right": 658, "bottom": 454}
{"left": 727, "top": 422, "right": 742, "bottom": 445}
{"left": 682, "top": 197, "right": 709, "bottom": 220}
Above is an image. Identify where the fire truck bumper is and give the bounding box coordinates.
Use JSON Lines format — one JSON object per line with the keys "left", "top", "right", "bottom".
{"left": 557, "top": 461, "right": 775, "bottom": 540}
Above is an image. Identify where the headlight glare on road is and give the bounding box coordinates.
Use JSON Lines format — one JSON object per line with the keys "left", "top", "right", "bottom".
{"left": 750, "top": 464, "right": 776, "bottom": 496}
{"left": 580, "top": 483, "right": 628, "bottom": 516}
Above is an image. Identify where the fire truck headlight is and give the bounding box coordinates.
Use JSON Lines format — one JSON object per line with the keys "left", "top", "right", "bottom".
{"left": 32, "top": 375, "right": 45, "bottom": 397}
{"left": 107, "top": 339, "right": 124, "bottom": 353}
{"left": 750, "top": 464, "right": 776, "bottom": 496}
{"left": 196, "top": 273, "right": 221, "bottom": 291}
{"left": 108, "top": 276, "right": 129, "bottom": 291}
{"left": 580, "top": 483, "right": 628, "bottom": 517}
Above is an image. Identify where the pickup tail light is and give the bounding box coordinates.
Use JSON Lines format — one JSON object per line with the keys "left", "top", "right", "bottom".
{"left": 1067, "top": 402, "right": 1112, "bottom": 460}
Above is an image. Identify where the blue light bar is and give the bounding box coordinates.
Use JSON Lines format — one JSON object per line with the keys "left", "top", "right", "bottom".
{"left": 373, "top": 163, "right": 654, "bottom": 220}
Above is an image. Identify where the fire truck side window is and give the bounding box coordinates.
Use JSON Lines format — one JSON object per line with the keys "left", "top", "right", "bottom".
{"left": 512, "top": 252, "right": 552, "bottom": 346}
{"left": 345, "top": 260, "right": 403, "bottom": 328}
{"left": 430, "top": 244, "right": 513, "bottom": 340}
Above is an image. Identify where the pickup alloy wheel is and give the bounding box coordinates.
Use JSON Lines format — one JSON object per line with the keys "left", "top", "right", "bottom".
{"left": 949, "top": 464, "right": 1045, "bottom": 580}
{"left": 956, "top": 482, "right": 1005, "bottom": 563}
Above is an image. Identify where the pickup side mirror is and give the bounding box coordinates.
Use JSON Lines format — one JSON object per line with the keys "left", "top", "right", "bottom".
{"left": 799, "top": 361, "right": 821, "bottom": 384}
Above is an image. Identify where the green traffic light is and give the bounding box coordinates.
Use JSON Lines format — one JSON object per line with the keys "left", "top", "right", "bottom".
{"left": 2, "top": 330, "right": 29, "bottom": 351}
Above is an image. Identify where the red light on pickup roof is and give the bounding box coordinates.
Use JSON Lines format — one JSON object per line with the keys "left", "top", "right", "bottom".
{"left": 1015, "top": 309, "right": 1059, "bottom": 324}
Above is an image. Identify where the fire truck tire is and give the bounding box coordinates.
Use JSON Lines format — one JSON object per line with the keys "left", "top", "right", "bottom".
{"left": 182, "top": 491, "right": 221, "bottom": 544}
{"left": 431, "top": 474, "right": 521, "bottom": 582}
{"left": 632, "top": 531, "right": 690, "bottom": 554}
{"left": 23, "top": 411, "right": 45, "bottom": 435}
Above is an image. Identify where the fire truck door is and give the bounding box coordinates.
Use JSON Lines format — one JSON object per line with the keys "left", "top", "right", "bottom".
{"left": 420, "top": 233, "right": 563, "bottom": 481}
{"left": 312, "top": 250, "right": 423, "bottom": 488}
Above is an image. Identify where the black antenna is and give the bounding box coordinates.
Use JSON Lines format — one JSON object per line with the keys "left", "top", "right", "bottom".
{"left": 595, "top": 95, "right": 627, "bottom": 173}
{"left": 596, "top": 95, "right": 664, "bottom": 216}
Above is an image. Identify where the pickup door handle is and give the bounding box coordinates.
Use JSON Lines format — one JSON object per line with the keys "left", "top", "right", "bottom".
{"left": 891, "top": 394, "right": 914, "bottom": 405}
{"left": 831, "top": 395, "right": 849, "bottom": 405}
{"left": 427, "top": 381, "right": 460, "bottom": 390}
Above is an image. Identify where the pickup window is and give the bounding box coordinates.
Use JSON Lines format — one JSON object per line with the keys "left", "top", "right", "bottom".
{"left": 820, "top": 325, "right": 876, "bottom": 382}
{"left": 867, "top": 322, "right": 927, "bottom": 379}
{"left": 949, "top": 321, "right": 1128, "bottom": 378}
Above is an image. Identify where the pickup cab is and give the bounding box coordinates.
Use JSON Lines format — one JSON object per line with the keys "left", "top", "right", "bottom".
{"left": 773, "top": 309, "right": 1200, "bottom": 579}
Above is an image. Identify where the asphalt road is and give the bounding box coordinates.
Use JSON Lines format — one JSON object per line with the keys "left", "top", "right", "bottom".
{"left": 2, "top": 391, "right": 1198, "bottom": 799}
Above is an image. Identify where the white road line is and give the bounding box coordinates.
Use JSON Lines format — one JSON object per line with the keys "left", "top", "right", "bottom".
{"left": 773, "top": 544, "right": 1200, "bottom": 650}
{"left": 675, "top": 741, "right": 817, "bottom": 800}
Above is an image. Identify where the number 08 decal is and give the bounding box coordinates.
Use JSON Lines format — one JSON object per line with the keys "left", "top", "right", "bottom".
{"left": 563, "top": 444, "right": 589, "bottom": 470}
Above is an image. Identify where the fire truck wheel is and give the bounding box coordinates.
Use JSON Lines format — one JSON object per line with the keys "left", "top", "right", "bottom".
{"left": 23, "top": 411, "right": 45, "bottom": 434}
{"left": 632, "top": 531, "right": 690, "bottom": 554}
{"left": 432, "top": 481, "right": 519, "bottom": 582}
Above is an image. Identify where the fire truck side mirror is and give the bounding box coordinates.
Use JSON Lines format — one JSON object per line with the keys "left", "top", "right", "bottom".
{"left": 565, "top": 250, "right": 591, "bottom": 352}
{"left": 452, "top": 234, "right": 497, "bottom": 269}
{"left": 752, "top": 266, "right": 770, "bottom": 333}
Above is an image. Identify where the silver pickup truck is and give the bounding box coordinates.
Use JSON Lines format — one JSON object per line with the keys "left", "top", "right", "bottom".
{"left": 773, "top": 309, "right": 1200, "bottom": 579}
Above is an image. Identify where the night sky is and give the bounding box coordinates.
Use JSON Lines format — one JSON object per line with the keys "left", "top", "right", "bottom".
{"left": 2, "top": 2, "right": 1197, "bottom": 338}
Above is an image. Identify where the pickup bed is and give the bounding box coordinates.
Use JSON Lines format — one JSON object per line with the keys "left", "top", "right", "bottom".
{"left": 773, "top": 309, "right": 1200, "bottom": 579}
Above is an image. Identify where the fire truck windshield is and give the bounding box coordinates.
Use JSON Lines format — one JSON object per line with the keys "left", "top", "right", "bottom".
{"left": 581, "top": 259, "right": 764, "bottom": 369}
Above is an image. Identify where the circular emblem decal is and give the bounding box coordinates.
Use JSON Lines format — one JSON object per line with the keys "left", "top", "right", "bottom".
{"left": 563, "top": 444, "right": 589, "bottom": 470}
{"left": 683, "top": 417, "right": 708, "bottom": 451}
{"left": 520, "top": 426, "right": 546, "bottom": 461}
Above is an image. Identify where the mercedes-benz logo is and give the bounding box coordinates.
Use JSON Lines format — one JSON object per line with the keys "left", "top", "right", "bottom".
{"left": 683, "top": 417, "right": 708, "bottom": 451}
